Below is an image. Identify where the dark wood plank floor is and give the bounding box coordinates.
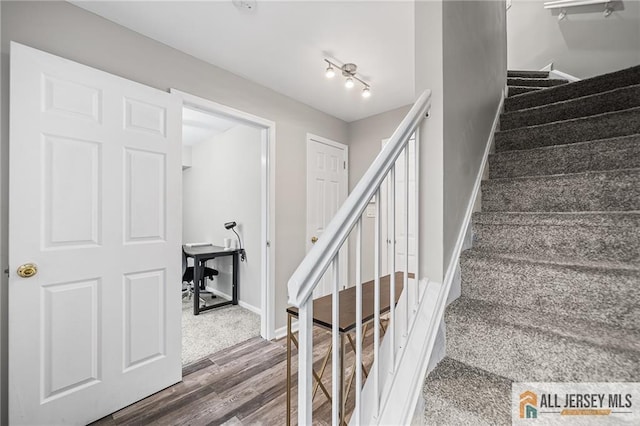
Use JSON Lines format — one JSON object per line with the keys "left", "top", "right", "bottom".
{"left": 92, "top": 323, "right": 383, "bottom": 425}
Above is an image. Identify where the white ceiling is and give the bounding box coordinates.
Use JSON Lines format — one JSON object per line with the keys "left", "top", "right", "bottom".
{"left": 71, "top": 1, "right": 415, "bottom": 122}
{"left": 182, "top": 107, "right": 240, "bottom": 146}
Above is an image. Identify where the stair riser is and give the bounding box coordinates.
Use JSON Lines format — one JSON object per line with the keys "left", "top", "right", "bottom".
{"left": 481, "top": 170, "right": 640, "bottom": 212}
{"left": 460, "top": 254, "right": 640, "bottom": 330}
{"left": 505, "top": 65, "right": 640, "bottom": 112}
{"left": 472, "top": 221, "right": 639, "bottom": 264}
{"left": 495, "top": 108, "right": 640, "bottom": 153}
{"left": 501, "top": 85, "right": 640, "bottom": 131}
{"left": 445, "top": 305, "right": 640, "bottom": 382}
{"left": 489, "top": 135, "right": 640, "bottom": 179}
{"left": 508, "top": 71, "right": 549, "bottom": 79}
{"left": 508, "top": 86, "right": 543, "bottom": 97}
{"left": 507, "top": 78, "right": 567, "bottom": 87}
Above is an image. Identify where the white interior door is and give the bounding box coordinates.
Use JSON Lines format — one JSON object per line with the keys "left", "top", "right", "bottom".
{"left": 306, "top": 134, "right": 348, "bottom": 298}
{"left": 381, "top": 137, "right": 416, "bottom": 276}
{"left": 8, "top": 43, "right": 182, "bottom": 425}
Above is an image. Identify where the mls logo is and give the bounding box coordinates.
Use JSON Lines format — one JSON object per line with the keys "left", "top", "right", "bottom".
{"left": 520, "top": 390, "right": 538, "bottom": 419}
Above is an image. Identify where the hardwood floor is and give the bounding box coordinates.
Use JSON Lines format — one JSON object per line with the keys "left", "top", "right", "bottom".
{"left": 92, "top": 323, "right": 382, "bottom": 425}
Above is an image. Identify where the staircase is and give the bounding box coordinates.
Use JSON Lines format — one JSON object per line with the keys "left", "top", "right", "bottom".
{"left": 423, "top": 66, "right": 640, "bottom": 425}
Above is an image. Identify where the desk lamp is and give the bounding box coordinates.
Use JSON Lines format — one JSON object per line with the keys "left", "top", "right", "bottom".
{"left": 224, "top": 221, "right": 246, "bottom": 261}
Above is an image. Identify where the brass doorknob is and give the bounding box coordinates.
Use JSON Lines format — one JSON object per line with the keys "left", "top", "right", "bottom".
{"left": 311, "top": 236, "right": 318, "bottom": 244}
{"left": 17, "top": 263, "right": 38, "bottom": 278}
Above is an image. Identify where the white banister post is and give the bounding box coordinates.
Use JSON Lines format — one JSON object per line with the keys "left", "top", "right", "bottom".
{"left": 331, "top": 257, "right": 340, "bottom": 425}
{"left": 413, "top": 132, "right": 421, "bottom": 307}
{"left": 355, "top": 219, "right": 363, "bottom": 425}
{"left": 404, "top": 145, "right": 410, "bottom": 336}
{"left": 298, "top": 301, "right": 314, "bottom": 425}
{"left": 374, "top": 187, "right": 381, "bottom": 417}
{"left": 389, "top": 166, "right": 396, "bottom": 372}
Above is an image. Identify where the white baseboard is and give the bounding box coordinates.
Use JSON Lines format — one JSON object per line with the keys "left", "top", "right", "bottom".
{"left": 540, "top": 62, "right": 553, "bottom": 72}
{"left": 274, "top": 319, "right": 298, "bottom": 340}
{"left": 549, "top": 69, "right": 581, "bottom": 82}
{"left": 205, "top": 287, "right": 261, "bottom": 315}
{"left": 540, "top": 62, "right": 581, "bottom": 82}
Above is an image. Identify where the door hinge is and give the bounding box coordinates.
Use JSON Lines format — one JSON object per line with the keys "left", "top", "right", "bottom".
{"left": 344, "top": 161, "right": 346, "bottom": 170}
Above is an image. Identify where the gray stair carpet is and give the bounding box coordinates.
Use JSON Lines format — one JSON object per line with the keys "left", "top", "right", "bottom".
{"left": 508, "top": 85, "right": 543, "bottom": 97}
{"left": 507, "top": 70, "right": 549, "bottom": 79}
{"left": 505, "top": 64, "right": 640, "bottom": 113}
{"left": 501, "top": 84, "right": 640, "bottom": 131}
{"left": 424, "top": 66, "right": 640, "bottom": 425}
{"left": 507, "top": 77, "right": 568, "bottom": 87}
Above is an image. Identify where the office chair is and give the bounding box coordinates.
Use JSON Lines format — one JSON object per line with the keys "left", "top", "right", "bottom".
{"left": 182, "top": 250, "right": 219, "bottom": 307}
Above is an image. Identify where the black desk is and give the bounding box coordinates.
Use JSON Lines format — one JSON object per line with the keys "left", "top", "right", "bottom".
{"left": 182, "top": 245, "right": 240, "bottom": 315}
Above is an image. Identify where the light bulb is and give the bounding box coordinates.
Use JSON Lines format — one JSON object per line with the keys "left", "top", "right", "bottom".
{"left": 325, "top": 65, "right": 335, "bottom": 78}
{"left": 345, "top": 77, "right": 354, "bottom": 89}
{"left": 362, "top": 87, "right": 371, "bottom": 98}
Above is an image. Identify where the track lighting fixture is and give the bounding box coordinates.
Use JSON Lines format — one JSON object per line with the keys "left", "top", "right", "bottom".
{"left": 324, "top": 59, "right": 371, "bottom": 98}
{"left": 325, "top": 63, "right": 335, "bottom": 78}
{"left": 345, "top": 77, "right": 354, "bottom": 89}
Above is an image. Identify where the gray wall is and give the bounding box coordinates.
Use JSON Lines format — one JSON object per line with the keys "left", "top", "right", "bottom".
{"left": 183, "top": 125, "right": 262, "bottom": 310}
{"left": 508, "top": 0, "right": 640, "bottom": 78}
{"left": 0, "top": 3, "right": 349, "bottom": 412}
{"left": 346, "top": 105, "right": 411, "bottom": 284}
{"left": 415, "top": 0, "right": 445, "bottom": 283}
{"left": 442, "top": 1, "right": 507, "bottom": 272}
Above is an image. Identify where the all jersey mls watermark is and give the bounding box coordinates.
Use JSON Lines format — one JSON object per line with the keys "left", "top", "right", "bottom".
{"left": 512, "top": 383, "right": 638, "bottom": 425}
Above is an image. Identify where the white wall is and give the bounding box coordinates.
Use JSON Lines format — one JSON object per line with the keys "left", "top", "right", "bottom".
{"left": 346, "top": 105, "right": 411, "bottom": 284}
{"left": 508, "top": 0, "right": 640, "bottom": 78}
{"left": 182, "top": 125, "right": 262, "bottom": 310}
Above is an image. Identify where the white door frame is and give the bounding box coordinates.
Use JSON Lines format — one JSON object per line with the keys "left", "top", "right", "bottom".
{"left": 171, "top": 89, "right": 276, "bottom": 341}
{"left": 306, "top": 133, "right": 349, "bottom": 293}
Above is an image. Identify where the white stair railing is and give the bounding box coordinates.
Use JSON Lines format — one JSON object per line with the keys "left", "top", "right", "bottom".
{"left": 287, "top": 90, "right": 431, "bottom": 424}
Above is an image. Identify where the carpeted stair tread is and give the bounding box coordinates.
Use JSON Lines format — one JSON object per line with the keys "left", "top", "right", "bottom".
{"left": 495, "top": 106, "right": 640, "bottom": 153}
{"left": 481, "top": 168, "right": 640, "bottom": 212}
{"left": 508, "top": 86, "right": 544, "bottom": 97}
{"left": 460, "top": 250, "right": 640, "bottom": 330}
{"left": 500, "top": 84, "right": 640, "bottom": 131}
{"left": 471, "top": 211, "right": 640, "bottom": 265}
{"left": 489, "top": 134, "right": 640, "bottom": 179}
{"left": 507, "top": 77, "right": 568, "bottom": 87}
{"left": 445, "top": 297, "right": 640, "bottom": 382}
{"left": 508, "top": 70, "right": 549, "bottom": 78}
{"left": 424, "top": 65, "right": 640, "bottom": 424}
{"left": 424, "top": 357, "right": 512, "bottom": 426}
{"left": 505, "top": 64, "right": 640, "bottom": 112}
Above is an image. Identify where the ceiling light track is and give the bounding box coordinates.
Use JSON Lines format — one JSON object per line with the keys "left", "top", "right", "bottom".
{"left": 324, "top": 59, "right": 371, "bottom": 98}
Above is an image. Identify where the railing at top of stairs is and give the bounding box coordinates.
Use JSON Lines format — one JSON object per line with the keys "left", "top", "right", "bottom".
{"left": 287, "top": 89, "right": 432, "bottom": 425}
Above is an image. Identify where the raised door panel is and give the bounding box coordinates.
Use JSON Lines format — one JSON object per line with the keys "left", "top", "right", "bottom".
{"left": 124, "top": 149, "right": 166, "bottom": 243}
{"left": 123, "top": 270, "right": 166, "bottom": 371}
{"left": 42, "top": 279, "right": 100, "bottom": 402}
{"left": 43, "top": 135, "right": 102, "bottom": 249}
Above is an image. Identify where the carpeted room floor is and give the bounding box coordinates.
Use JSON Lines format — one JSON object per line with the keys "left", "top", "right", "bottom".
{"left": 181, "top": 296, "right": 261, "bottom": 365}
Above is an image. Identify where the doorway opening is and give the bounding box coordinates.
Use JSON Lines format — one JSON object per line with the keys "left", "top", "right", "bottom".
{"left": 173, "top": 90, "right": 276, "bottom": 366}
